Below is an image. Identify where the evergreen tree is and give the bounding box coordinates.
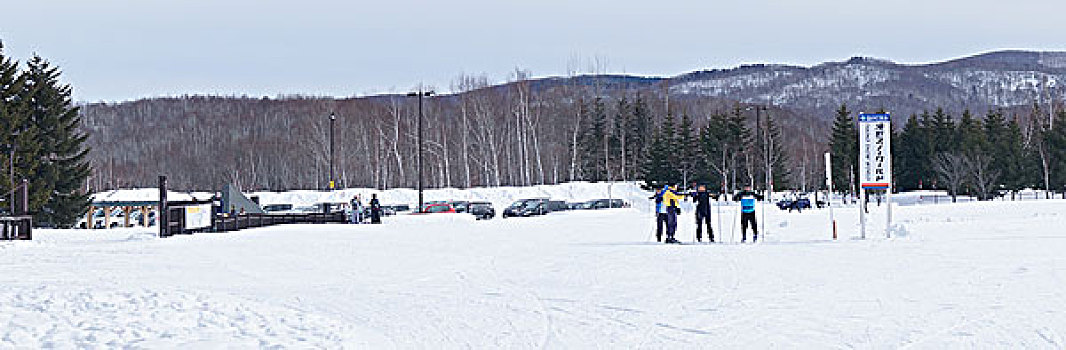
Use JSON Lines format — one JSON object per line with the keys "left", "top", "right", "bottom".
{"left": 1003, "top": 116, "right": 1034, "bottom": 190}
{"left": 641, "top": 113, "right": 680, "bottom": 189}
{"left": 1048, "top": 111, "right": 1066, "bottom": 191}
{"left": 578, "top": 97, "right": 607, "bottom": 180}
{"left": 763, "top": 113, "right": 791, "bottom": 189}
{"left": 22, "top": 55, "right": 91, "bottom": 226}
{"left": 0, "top": 41, "right": 29, "bottom": 215}
{"left": 626, "top": 93, "right": 652, "bottom": 180}
{"left": 828, "top": 103, "right": 858, "bottom": 193}
{"left": 677, "top": 113, "right": 701, "bottom": 186}
{"left": 956, "top": 109, "right": 986, "bottom": 156}
{"left": 895, "top": 114, "right": 928, "bottom": 191}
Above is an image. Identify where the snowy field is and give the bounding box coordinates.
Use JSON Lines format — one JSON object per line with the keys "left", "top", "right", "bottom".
{"left": 3, "top": 186, "right": 1066, "bottom": 348}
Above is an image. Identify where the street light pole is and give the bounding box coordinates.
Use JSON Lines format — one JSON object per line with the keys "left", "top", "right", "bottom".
{"left": 329, "top": 112, "right": 336, "bottom": 191}
{"left": 408, "top": 89, "right": 435, "bottom": 211}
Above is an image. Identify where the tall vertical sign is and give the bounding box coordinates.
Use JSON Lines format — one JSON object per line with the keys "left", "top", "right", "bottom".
{"left": 858, "top": 113, "right": 893, "bottom": 238}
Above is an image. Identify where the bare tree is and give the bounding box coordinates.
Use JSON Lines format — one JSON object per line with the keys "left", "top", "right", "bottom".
{"left": 932, "top": 152, "right": 969, "bottom": 202}
{"left": 965, "top": 153, "right": 1001, "bottom": 200}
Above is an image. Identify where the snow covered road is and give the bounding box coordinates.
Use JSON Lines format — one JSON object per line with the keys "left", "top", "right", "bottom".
{"left": 2, "top": 199, "right": 1066, "bottom": 348}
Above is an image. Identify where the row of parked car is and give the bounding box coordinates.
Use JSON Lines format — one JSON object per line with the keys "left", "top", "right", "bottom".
{"left": 256, "top": 197, "right": 629, "bottom": 222}
{"left": 406, "top": 198, "right": 629, "bottom": 220}
{"left": 501, "top": 198, "right": 629, "bottom": 218}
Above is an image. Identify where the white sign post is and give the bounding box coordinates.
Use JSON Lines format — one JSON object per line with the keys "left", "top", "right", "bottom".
{"left": 858, "top": 113, "right": 893, "bottom": 239}
{"left": 825, "top": 152, "right": 836, "bottom": 240}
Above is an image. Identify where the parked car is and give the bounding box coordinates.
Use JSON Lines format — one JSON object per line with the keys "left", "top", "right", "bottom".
{"left": 583, "top": 199, "right": 628, "bottom": 209}
{"left": 419, "top": 201, "right": 448, "bottom": 212}
{"left": 547, "top": 200, "right": 569, "bottom": 212}
{"left": 776, "top": 197, "right": 812, "bottom": 211}
{"left": 567, "top": 202, "right": 585, "bottom": 210}
{"left": 449, "top": 201, "right": 471, "bottom": 213}
{"left": 502, "top": 198, "right": 548, "bottom": 218}
{"left": 262, "top": 204, "right": 293, "bottom": 213}
{"left": 389, "top": 204, "right": 412, "bottom": 213}
{"left": 419, "top": 203, "right": 457, "bottom": 214}
{"left": 520, "top": 201, "right": 550, "bottom": 216}
{"left": 469, "top": 202, "right": 495, "bottom": 220}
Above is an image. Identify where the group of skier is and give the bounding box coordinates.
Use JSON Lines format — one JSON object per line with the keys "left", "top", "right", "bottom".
{"left": 349, "top": 193, "right": 382, "bottom": 224}
{"left": 650, "top": 183, "right": 764, "bottom": 244}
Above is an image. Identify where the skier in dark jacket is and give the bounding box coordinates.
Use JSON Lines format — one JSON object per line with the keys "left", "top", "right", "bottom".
{"left": 369, "top": 194, "right": 382, "bottom": 224}
{"left": 733, "top": 185, "right": 764, "bottom": 242}
{"left": 649, "top": 186, "right": 668, "bottom": 242}
{"left": 688, "top": 184, "right": 719, "bottom": 242}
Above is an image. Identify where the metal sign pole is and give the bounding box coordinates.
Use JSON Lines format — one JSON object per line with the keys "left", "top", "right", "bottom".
{"left": 825, "top": 152, "right": 836, "bottom": 240}
{"left": 886, "top": 186, "right": 893, "bottom": 238}
{"left": 859, "top": 189, "right": 866, "bottom": 240}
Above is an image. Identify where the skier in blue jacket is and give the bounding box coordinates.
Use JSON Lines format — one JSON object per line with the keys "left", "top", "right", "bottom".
{"left": 733, "top": 185, "right": 764, "bottom": 242}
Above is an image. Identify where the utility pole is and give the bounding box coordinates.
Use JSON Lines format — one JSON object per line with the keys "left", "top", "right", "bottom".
{"left": 329, "top": 112, "right": 336, "bottom": 191}
{"left": 408, "top": 89, "right": 435, "bottom": 211}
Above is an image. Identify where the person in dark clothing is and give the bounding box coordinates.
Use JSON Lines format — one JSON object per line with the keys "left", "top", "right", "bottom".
{"left": 734, "top": 185, "right": 764, "bottom": 242}
{"left": 369, "top": 194, "right": 382, "bottom": 224}
{"left": 688, "top": 184, "right": 718, "bottom": 242}
{"left": 649, "top": 186, "right": 668, "bottom": 242}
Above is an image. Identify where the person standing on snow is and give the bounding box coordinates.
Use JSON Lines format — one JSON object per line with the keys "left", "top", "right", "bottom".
{"left": 649, "top": 186, "right": 669, "bottom": 242}
{"left": 369, "top": 194, "right": 382, "bottom": 224}
{"left": 350, "top": 195, "right": 363, "bottom": 224}
{"left": 688, "top": 184, "right": 718, "bottom": 243}
{"left": 660, "top": 184, "right": 685, "bottom": 244}
{"left": 734, "top": 185, "right": 764, "bottom": 242}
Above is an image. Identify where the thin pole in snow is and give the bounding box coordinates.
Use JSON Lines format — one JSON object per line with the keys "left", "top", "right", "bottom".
{"left": 859, "top": 189, "right": 867, "bottom": 240}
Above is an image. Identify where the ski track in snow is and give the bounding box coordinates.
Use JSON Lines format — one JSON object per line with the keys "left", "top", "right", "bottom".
{"left": 2, "top": 185, "right": 1066, "bottom": 348}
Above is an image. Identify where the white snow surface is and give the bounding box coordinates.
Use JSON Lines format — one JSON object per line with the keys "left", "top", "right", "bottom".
{"left": 3, "top": 185, "right": 1066, "bottom": 348}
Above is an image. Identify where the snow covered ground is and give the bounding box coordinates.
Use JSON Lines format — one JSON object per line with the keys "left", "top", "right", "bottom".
{"left": 3, "top": 185, "right": 1066, "bottom": 348}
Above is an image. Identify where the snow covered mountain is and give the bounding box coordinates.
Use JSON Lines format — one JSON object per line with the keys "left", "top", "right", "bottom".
{"left": 669, "top": 51, "right": 1066, "bottom": 118}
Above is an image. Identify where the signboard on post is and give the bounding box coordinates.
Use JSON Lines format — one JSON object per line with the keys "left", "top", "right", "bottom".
{"left": 184, "top": 204, "right": 213, "bottom": 230}
{"left": 859, "top": 113, "right": 892, "bottom": 189}
{"left": 857, "top": 113, "right": 893, "bottom": 239}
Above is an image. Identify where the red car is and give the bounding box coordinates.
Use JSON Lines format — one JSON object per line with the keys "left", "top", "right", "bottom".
{"left": 419, "top": 203, "right": 456, "bottom": 214}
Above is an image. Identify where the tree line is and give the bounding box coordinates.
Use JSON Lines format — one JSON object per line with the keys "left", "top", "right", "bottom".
{"left": 80, "top": 73, "right": 826, "bottom": 193}
{"left": 0, "top": 42, "right": 91, "bottom": 226}
{"left": 828, "top": 103, "right": 1066, "bottom": 201}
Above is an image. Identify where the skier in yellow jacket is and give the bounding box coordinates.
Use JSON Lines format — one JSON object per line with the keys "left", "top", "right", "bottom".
{"left": 650, "top": 184, "right": 685, "bottom": 244}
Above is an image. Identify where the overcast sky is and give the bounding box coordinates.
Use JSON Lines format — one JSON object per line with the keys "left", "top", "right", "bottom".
{"left": 2, "top": 0, "right": 1064, "bottom": 102}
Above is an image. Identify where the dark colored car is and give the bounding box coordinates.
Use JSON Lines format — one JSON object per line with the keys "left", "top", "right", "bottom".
{"left": 262, "top": 204, "right": 293, "bottom": 213}
{"left": 584, "top": 199, "right": 628, "bottom": 209}
{"left": 469, "top": 202, "right": 495, "bottom": 220}
{"left": 449, "top": 201, "right": 471, "bottom": 213}
{"left": 502, "top": 198, "right": 548, "bottom": 218}
{"left": 547, "top": 201, "right": 569, "bottom": 212}
{"left": 776, "top": 197, "right": 812, "bottom": 211}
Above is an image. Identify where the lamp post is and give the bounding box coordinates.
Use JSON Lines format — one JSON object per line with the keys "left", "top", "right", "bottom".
{"left": 746, "top": 105, "right": 770, "bottom": 197}
{"left": 407, "top": 89, "right": 434, "bottom": 212}
{"left": 329, "top": 112, "right": 336, "bottom": 191}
